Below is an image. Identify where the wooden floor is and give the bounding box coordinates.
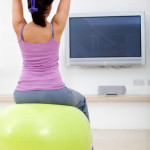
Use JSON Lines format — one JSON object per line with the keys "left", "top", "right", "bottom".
{"left": 92, "top": 129, "right": 150, "bottom": 150}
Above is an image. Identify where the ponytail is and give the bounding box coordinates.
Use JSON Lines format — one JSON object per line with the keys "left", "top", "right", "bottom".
{"left": 32, "top": 9, "right": 47, "bottom": 27}
{"left": 28, "top": 0, "right": 53, "bottom": 27}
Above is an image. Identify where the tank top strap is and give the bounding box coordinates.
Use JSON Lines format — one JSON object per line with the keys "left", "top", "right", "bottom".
{"left": 51, "top": 23, "right": 54, "bottom": 39}
{"left": 20, "top": 24, "right": 26, "bottom": 41}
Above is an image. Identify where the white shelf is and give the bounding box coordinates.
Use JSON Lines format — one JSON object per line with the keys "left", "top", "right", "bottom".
{"left": 86, "top": 95, "right": 150, "bottom": 101}
{"left": 0, "top": 95, "right": 150, "bottom": 102}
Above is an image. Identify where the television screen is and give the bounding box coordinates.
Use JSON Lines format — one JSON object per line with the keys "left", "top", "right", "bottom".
{"left": 66, "top": 12, "right": 145, "bottom": 66}
{"left": 70, "top": 16, "right": 141, "bottom": 58}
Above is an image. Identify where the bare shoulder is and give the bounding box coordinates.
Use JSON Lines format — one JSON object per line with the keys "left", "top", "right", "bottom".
{"left": 13, "top": 23, "right": 26, "bottom": 41}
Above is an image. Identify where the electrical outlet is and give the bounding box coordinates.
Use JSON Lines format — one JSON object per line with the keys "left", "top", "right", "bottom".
{"left": 133, "top": 79, "right": 145, "bottom": 86}
{"left": 147, "top": 80, "right": 150, "bottom": 86}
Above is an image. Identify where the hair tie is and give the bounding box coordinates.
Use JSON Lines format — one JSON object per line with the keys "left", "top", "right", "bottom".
{"left": 29, "top": 0, "right": 38, "bottom": 12}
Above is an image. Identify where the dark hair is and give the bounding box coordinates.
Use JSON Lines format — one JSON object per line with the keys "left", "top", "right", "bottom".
{"left": 28, "top": 0, "right": 54, "bottom": 27}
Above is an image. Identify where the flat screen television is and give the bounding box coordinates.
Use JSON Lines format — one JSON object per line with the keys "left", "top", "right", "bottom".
{"left": 65, "top": 11, "right": 146, "bottom": 66}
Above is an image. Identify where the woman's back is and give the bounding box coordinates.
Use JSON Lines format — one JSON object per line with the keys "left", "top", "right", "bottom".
{"left": 16, "top": 22, "right": 65, "bottom": 91}
{"left": 12, "top": 0, "right": 70, "bottom": 91}
{"left": 17, "top": 22, "right": 61, "bottom": 43}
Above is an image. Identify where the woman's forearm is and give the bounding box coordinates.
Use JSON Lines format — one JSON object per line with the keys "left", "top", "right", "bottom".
{"left": 57, "top": 0, "right": 71, "bottom": 14}
{"left": 12, "top": 0, "right": 24, "bottom": 18}
{"left": 12, "top": 0, "right": 26, "bottom": 30}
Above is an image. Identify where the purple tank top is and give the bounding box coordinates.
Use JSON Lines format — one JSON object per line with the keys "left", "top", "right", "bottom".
{"left": 16, "top": 23, "right": 65, "bottom": 91}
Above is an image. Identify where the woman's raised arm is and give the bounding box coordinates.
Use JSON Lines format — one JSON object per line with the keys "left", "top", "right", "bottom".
{"left": 52, "top": 0, "right": 71, "bottom": 34}
{"left": 12, "top": 0, "right": 27, "bottom": 34}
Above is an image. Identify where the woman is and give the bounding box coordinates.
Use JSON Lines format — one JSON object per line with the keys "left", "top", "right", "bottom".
{"left": 12, "top": 0, "right": 93, "bottom": 149}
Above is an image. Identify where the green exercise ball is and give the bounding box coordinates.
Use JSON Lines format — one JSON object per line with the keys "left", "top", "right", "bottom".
{"left": 0, "top": 104, "right": 92, "bottom": 150}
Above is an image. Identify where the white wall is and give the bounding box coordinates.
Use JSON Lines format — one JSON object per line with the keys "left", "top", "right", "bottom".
{"left": 0, "top": 0, "right": 150, "bottom": 129}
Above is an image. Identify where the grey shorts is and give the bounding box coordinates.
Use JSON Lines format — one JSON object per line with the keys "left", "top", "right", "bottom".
{"left": 13, "top": 87, "right": 90, "bottom": 122}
